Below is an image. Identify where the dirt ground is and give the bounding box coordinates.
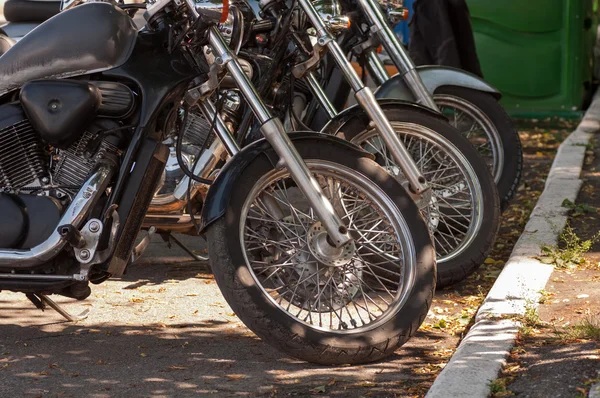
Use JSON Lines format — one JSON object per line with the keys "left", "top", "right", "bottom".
{"left": 0, "top": 120, "right": 576, "bottom": 397}
{"left": 497, "top": 134, "right": 600, "bottom": 398}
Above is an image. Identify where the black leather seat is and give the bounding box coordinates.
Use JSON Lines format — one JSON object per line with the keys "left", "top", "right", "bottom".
{"left": 4, "top": 0, "right": 61, "bottom": 23}
{"left": 0, "top": 3, "right": 138, "bottom": 95}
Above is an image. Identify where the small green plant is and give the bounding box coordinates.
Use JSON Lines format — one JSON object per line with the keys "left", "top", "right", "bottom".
{"left": 571, "top": 142, "right": 594, "bottom": 150}
{"left": 559, "top": 317, "right": 600, "bottom": 341}
{"left": 561, "top": 199, "right": 596, "bottom": 217}
{"left": 523, "top": 299, "right": 541, "bottom": 326}
{"left": 539, "top": 224, "right": 600, "bottom": 268}
{"left": 537, "top": 289, "right": 554, "bottom": 304}
{"left": 517, "top": 299, "right": 542, "bottom": 337}
{"left": 489, "top": 379, "right": 508, "bottom": 396}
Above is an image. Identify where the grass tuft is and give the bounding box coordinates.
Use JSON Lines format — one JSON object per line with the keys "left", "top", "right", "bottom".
{"left": 539, "top": 223, "right": 600, "bottom": 268}
{"left": 557, "top": 316, "right": 600, "bottom": 341}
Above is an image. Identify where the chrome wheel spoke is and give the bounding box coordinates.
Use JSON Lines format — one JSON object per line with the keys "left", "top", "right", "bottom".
{"left": 239, "top": 161, "right": 415, "bottom": 334}
{"left": 351, "top": 122, "right": 482, "bottom": 264}
{"left": 435, "top": 94, "right": 503, "bottom": 183}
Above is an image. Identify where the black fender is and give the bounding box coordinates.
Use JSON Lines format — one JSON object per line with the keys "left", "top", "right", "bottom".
{"left": 199, "top": 131, "right": 372, "bottom": 233}
{"left": 320, "top": 98, "right": 448, "bottom": 136}
{"left": 375, "top": 65, "right": 501, "bottom": 102}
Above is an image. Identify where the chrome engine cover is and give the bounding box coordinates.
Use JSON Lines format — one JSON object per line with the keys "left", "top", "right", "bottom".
{"left": 149, "top": 109, "right": 214, "bottom": 212}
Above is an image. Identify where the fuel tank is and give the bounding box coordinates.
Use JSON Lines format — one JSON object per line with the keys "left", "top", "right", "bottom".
{"left": 0, "top": 3, "right": 138, "bottom": 95}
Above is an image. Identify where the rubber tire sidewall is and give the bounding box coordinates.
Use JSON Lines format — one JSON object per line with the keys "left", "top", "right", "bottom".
{"left": 333, "top": 106, "right": 500, "bottom": 288}
{"left": 435, "top": 86, "right": 523, "bottom": 212}
{"left": 206, "top": 141, "right": 436, "bottom": 365}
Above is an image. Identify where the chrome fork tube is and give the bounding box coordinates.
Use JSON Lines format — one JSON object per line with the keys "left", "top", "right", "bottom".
{"left": 208, "top": 26, "right": 351, "bottom": 246}
{"left": 197, "top": 100, "right": 240, "bottom": 156}
{"left": 364, "top": 48, "right": 391, "bottom": 86}
{"left": 356, "top": 0, "right": 439, "bottom": 110}
{"left": 297, "top": 0, "right": 429, "bottom": 194}
{"left": 305, "top": 71, "right": 338, "bottom": 119}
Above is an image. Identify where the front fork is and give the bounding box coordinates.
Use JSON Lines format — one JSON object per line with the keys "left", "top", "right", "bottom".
{"left": 205, "top": 26, "right": 351, "bottom": 247}
{"left": 297, "top": 0, "right": 429, "bottom": 195}
{"left": 356, "top": 0, "right": 439, "bottom": 111}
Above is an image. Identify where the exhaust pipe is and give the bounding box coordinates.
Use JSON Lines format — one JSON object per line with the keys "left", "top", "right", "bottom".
{"left": 0, "top": 166, "right": 114, "bottom": 268}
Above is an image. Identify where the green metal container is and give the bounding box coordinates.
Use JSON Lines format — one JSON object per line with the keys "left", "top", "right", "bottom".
{"left": 467, "top": 0, "right": 598, "bottom": 116}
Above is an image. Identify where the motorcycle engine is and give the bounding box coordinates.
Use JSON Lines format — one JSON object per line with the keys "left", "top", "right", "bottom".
{"left": 0, "top": 113, "right": 121, "bottom": 200}
{"left": 0, "top": 80, "right": 132, "bottom": 249}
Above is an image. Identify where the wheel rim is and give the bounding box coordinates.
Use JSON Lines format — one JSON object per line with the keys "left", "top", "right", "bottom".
{"left": 434, "top": 94, "right": 503, "bottom": 183}
{"left": 351, "top": 123, "right": 484, "bottom": 264}
{"left": 240, "top": 160, "right": 417, "bottom": 334}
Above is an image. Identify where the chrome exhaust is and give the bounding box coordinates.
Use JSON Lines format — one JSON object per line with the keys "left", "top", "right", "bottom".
{"left": 0, "top": 166, "right": 114, "bottom": 268}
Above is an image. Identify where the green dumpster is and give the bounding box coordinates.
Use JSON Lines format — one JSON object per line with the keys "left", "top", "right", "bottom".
{"left": 466, "top": 0, "right": 599, "bottom": 116}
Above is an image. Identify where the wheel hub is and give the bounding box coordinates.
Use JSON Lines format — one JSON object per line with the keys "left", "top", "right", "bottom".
{"left": 393, "top": 173, "right": 440, "bottom": 231}
{"left": 307, "top": 222, "right": 355, "bottom": 267}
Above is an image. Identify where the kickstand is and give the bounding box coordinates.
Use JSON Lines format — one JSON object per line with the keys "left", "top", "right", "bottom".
{"left": 169, "top": 233, "right": 209, "bottom": 261}
{"left": 26, "top": 293, "right": 90, "bottom": 322}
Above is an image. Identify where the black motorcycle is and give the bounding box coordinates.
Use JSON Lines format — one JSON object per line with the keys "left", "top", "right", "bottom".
{"left": 0, "top": 0, "right": 436, "bottom": 365}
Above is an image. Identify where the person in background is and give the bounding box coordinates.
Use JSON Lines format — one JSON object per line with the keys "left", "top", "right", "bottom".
{"left": 408, "top": 0, "right": 484, "bottom": 78}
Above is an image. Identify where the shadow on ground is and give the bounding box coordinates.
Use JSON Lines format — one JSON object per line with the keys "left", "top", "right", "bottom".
{"left": 0, "top": 318, "right": 446, "bottom": 397}
{"left": 0, "top": 260, "right": 451, "bottom": 398}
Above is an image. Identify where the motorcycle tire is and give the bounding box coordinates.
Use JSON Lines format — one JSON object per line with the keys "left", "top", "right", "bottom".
{"left": 331, "top": 106, "right": 500, "bottom": 288}
{"left": 206, "top": 139, "right": 435, "bottom": 365}
{"left": 434, "top": 86, "right": 523, "bottom": 212}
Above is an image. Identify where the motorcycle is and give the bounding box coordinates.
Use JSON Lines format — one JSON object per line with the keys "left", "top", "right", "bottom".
{"left": 0, "top": 0, "right": 522, "bottom": 214}
{"left": 3, "top": 0, "right": 500, "bottom": 287}
{"left": 230, "top": 0, "right": 500, "bottom": 287}
{"left": 297, "top": 0, "right": 522, "bottom": 212}
{"left": 0, "top": 0, "right": 437, "bottom": 365}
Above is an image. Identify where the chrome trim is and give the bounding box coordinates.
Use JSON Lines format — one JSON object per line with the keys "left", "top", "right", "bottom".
{"left": 304, "top": 72, "right": 338, "bottom": 119}
{"left": 174, "top": 127, "right": 228, "bottom": 200}
{"left": 403, "top": 69, "right": 439, "bottom": 110}
{"left": 298, "top": 0, "right": 429, "bottom": 194}
{"left": 364, "top": 48, "right": 390, "bottom": 86}
{"left": 60, "top": 0, "right": 82, "bottom": 11}
{"left": 356, "top": 0, "right": 439, "bottom": 110}
{"left": 207, "top": 26, "right": 351, "bottom": 246}
{"left": 197, "top": 99, "right": 240, "bottom": 156}
{"left": 209, "top": 26, "right": 272, "bottom": 123}
{"left": 0, "top": 273, "right": 75, "bottom": 280}
{"left": 0, "top": 166, "right": 113, "bottom": 267}
{"left": 354, "top": 88, "right": 427, "bottom": 193}
{"left": 193, "top": 0, "right": 228, "bottom": 24}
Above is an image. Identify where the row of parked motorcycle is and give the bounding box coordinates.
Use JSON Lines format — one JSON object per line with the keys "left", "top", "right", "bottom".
{"left": 0, "top": 0, "right": 521, "bottom": 364}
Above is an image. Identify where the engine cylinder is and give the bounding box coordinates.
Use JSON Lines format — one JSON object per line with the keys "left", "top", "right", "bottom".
{"left": 0, "top": 104, "right": 47, "bottom": 190}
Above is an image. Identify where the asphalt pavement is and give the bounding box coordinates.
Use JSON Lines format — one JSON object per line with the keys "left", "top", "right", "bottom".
{"left": 0, "top": 252, "right": 438, "bottom": 397}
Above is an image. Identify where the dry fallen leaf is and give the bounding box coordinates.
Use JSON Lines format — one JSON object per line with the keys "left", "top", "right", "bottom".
{"left": 225, "top": 374, "right": 247, "bottom": 381}
{"left": 310, "top": 385, "right": 327, "bottom": 394}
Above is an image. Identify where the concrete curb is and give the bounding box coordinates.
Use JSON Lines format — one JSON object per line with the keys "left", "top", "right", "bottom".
{"left": 426, "top": 90, "right": 600, "bottom": 398}
{"left": 590, "top": 381, "right": 600, "bottom": 398}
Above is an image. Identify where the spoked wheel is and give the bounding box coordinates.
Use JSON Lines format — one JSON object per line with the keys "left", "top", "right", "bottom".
{"left": 331, "top": 107, "right": 500, "bottom": 287}
{"left": 433, "top": 86, "right": 523, "bottom": 211}
{"left": 206, "top": 140, "right": 435, "bottom": 365}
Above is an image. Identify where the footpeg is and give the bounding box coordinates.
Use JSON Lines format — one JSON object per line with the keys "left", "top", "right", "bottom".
{"left": 25, "top": 293, "right": 90, "bottom": 322}
{"left": 58, "top": 224, "right": 86, "bottom": 248}
{"left": 130, "top": 226, "right": 156, "bottom": 263}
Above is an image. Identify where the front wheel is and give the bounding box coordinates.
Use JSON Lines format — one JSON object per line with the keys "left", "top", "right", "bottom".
{"left": 206, "top": 140, "right": 435, "bottom": 365}
{"left": 333, "top": 106, "right": 500, "bottom": 287}
{"left": 434, "top": 86, "right": 523, "bottom": 211}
